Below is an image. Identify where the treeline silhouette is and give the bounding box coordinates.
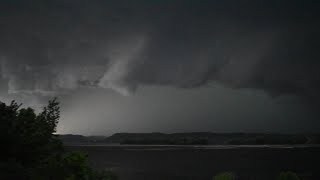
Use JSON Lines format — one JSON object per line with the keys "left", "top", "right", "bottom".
{"left": 213, "top": 171, "right": 301, "bottom": 180}
{"left": 101, "top": 132, "right": 319, "bottom": 145}
{"left": 0, "top": 98, "right": 117, "bottom": 180}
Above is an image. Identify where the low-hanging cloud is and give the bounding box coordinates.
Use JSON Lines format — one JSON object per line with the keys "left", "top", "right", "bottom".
{"left": 0, "top": 0, "right": 319, "bottom": 102}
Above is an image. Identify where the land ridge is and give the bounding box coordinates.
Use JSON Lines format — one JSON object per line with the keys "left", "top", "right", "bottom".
{"left": 59, "top": 132, "right": 320, "bottom": 145}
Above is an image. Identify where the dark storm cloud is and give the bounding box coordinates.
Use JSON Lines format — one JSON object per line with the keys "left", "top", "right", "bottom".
{"left": 0, "top": 0, "right": 319, "bottom": 100}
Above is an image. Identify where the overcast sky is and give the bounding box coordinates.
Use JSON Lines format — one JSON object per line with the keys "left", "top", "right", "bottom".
{"left": 0, "top": 0, "right": 319, "bottom": 135}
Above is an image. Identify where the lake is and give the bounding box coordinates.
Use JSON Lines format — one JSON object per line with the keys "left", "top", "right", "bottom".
{"left": 67, "top": 145, "right": 320, "bottom": 180}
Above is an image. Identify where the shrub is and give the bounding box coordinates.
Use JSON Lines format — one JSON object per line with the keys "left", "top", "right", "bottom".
{"left": 277, "top": 171, "right": 300, "bottom": 180}
{"left": 213, "top": 172, "right": 236, "bottom": 180}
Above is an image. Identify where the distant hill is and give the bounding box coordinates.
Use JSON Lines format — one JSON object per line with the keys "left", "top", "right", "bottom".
{"left": 58, "top": 134, "right": 106, "bottom": 145}
{"left": 59, "top": 133, "right": 320, "bottom": 145}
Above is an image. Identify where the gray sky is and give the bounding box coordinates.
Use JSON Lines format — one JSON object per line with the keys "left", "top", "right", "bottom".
{"left": 0, "top": 0, "right": 319, "bottom": 135}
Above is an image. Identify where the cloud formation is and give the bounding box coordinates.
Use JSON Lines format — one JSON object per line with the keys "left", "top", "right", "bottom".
{"left": 0, "top": 0, "right": 319, "bottom": 101}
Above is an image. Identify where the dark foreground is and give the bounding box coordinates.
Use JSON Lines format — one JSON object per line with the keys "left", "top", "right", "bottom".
{"left": 66, "top": 145, "right": 320, "bottom": 180}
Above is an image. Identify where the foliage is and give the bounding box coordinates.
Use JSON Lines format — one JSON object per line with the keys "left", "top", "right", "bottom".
{"left": 213, "top": 172, "right": 236, "bottom": 180}
{"left": 0, "top": 98, "right": 117, "bottom": 180}
{"left": 277, "top": 171, "right": 300, "bottom": 180}
{"left": 93, "top": 169, "right": 118, "bottom": 180}
{"left": 212, "top": 171, "right": 301, "bottom": 180}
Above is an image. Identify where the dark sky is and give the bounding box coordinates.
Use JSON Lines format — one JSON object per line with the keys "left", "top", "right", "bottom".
{"left": 0, "top": 0, "right": 320, "bottom": 135}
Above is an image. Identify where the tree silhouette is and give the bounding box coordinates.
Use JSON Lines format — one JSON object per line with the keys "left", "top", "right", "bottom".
{"left": 0, "top": 98, "right": 117, "bottom": 180}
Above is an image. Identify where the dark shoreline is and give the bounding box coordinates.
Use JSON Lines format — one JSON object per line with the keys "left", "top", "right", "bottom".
{"left": 59, "top": 133, "right": 320, "bottom": 146}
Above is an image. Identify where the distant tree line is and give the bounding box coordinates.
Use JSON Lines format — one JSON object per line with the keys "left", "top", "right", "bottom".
{"left": 104, "top": 132, "right": 319, "bottom": 145}
{"left": 121, "top": 137, "right": 208, "bottom": 145}
{"left": 213, "top": 171, "right": 301, "bottom": 180}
